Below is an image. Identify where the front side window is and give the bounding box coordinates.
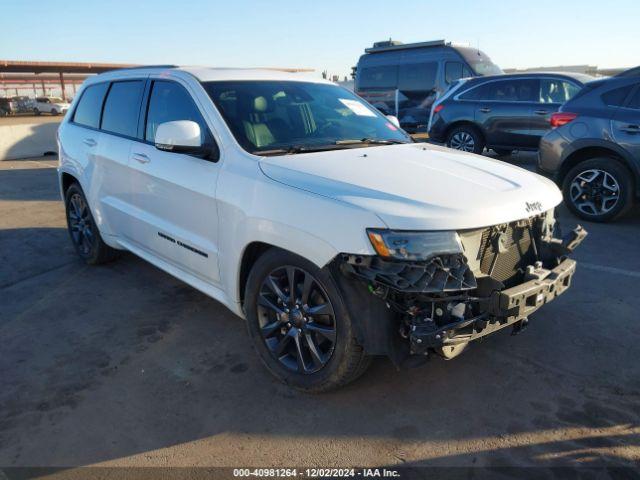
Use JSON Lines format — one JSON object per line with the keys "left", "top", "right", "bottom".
{"left": 203, "top": 81, "right": 410, "bottom": 154}
{"left": 445, "top": 62, "right": 464, "bottom": 84}
{"left": 358, "top": 66, "right": 398, "bottom": 89}
{"left": 101, "top": 80, "right": 145, "bottom": 137}
{"left": 73, "top": 83, "right": 109, "bottom": 129}
{"left": 145, "top": 80, "right": 209, "bottom": 143}
{"left": 539, "top": 79, "right": 580, "bottom": 104}
{"left": 398, "top": 62, "right": 437, "bottom": 91}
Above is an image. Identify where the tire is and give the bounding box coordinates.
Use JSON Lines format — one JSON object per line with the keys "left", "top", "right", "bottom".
{"left": 51, "top": 108, "right": 59, "bottom": 116}
{"left": 446, "top": 125, "right": 485, "bottom": 154}
{"left": 33, "top": 108, "right": 41, "bottom": 116}
{"left": 562, "top": 157, "right": 634, "bottom": 222}
{"left": 493, "top": 148, "right": 513, "bottom": 156}
{"left": 244, "top": 248, "right": 371, "bottom": 392}
{"left": 64, "top": 183, "right": 119, "bottom": 264}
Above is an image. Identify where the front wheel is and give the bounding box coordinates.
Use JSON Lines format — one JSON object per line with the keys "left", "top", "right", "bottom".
{"left": 446, "top": 126, "right": 485, "bottom": 154}
{"left": 562, "top": 158, "right": 633, "bottom": 222}
{"left": 33, "top": 107, "right": 41, "bottom": 116}
{"left": 244, "top": 249, "right": 371, "bottom": 392}
{"left": 50, "top": 108, "right": 59, "bottom": 115}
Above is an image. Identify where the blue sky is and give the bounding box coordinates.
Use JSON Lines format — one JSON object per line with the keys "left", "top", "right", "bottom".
{"left": 1, "top": 0, "right": 638, "bottom": 77}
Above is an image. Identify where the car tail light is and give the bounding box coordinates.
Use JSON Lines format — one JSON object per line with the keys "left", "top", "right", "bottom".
{"left": 433, "top": 104, "right": 444, "bottom": 114}
{"left": 550, "top": 112, "right": 577, "bottom": 128}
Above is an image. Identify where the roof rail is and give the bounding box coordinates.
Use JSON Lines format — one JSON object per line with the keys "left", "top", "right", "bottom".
{"left": 615, "top": 66, "right": 640, "bottom": 78}
{"left": 100, "top": 64, "right": 178, "bottom": 74}
{"left": 365, "top": 39, "right": 446, "bottom": 54}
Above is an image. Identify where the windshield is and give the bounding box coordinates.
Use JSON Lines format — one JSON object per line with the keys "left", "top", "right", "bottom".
{"left": 203, "top": 81, "right": 411, "bottom": 155}
{"left": 456, "top": 47, "right": 503, "bottom": 76}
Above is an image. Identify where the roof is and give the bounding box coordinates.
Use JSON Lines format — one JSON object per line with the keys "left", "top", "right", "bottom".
{"left": 95, "top": 66, "right": 326, "bottom": 84}
{"left": 469, "top": 71, "right": 595, "bottom": 83}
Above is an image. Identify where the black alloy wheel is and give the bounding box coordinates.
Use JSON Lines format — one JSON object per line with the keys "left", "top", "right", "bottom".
{"left": 257, "top": 265, "right": 336, "bottom": 374}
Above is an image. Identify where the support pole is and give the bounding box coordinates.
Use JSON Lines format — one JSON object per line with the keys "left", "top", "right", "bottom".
{"left": 59, "top": 72, "right": 66, "bottom": 101}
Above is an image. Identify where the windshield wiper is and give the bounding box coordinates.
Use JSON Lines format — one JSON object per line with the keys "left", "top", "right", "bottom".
{"left": 254, "top": 144, "right": 349, "bottom": 156}
{"left": 335, "top": 138, "right": 409, "bottom": 146}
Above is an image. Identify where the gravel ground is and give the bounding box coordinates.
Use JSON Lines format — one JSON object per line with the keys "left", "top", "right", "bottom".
{"left": 0, "top": 154, "right": 639, "bottom": 473}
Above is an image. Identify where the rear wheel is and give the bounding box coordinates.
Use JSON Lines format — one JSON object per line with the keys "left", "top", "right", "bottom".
{"left": 446, "top": 125, "right": 485, "bottom": 154}
{"left": 64, "top": 183, "right": 119, "bottom": 264}
{"left": 50, "top": 108, "right": 59, "bottom": 115}
{"left": 562, "top": 158, "right": 633, "bottom": 222}
{"left": 244, "top": 249, "right": 371, "bottom": 392}
{"left": 33, "top": 107, "right": 40, "bottom": 116}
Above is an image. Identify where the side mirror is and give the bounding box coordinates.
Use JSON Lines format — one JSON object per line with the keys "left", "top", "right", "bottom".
{"left": 155, "top": 120, "right": 203, "bottom": 154}
{"left": 386, "top": 115, "right": 400, "bottom": 128}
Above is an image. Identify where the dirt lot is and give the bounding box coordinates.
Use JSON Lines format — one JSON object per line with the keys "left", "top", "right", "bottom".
{"left": 1, "top": 154, "right": 639, "bottom": 472}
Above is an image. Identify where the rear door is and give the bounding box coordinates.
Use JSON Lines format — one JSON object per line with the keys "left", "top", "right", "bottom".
{"left": 94, "top": 79, "right": 147, "bottom": 237}
{"left": 530, "top": 78, "right": 582, "bottom": 141}
{"left": 126, "top": 79, "right": 222, "bottom": 285}
{"left": 611, "top": 82, "right": 640, "bottom": 158}
{"left": 355, "top": 65, "right": 397, "bottom": 116}
{"left": 473, "top": 78, "right": 540, "bottom": 148}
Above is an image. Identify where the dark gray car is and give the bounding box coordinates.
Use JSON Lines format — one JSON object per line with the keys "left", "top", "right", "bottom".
{"left": 538, "top": 68, "right": 640, "bottom": 222}
{"left": 428, "top": 73, "right": 591, "bottom": 155}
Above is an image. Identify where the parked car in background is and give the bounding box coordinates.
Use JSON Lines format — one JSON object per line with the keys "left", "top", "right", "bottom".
{"left": 0, "top": 97, "right": 14, "bottom": 116}
{"left": 57, "top": 66, "right": 585, "bottom": 391}
{"left": 354, "top": 39, "right": 502, "bottom": 132}
{"left": 11, "top": 96, "right": 35, "bottom": 113}
{"left": 34, "top": 96, "right": 70, "bottom": 115}
{"left": 428, "top": 72, "right": 592, "bottom": 155}
{"left": 538, "top": 67, "right": 640, "bottom": 222}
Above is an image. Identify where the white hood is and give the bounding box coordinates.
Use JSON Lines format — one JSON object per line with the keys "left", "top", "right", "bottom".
{"left": 259, "top": 143, "right": 562, "bottom": 230}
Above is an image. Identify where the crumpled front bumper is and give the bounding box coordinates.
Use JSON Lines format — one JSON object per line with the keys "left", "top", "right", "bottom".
{"left": 410, "top": 258, "right": 577, "bottom": 352}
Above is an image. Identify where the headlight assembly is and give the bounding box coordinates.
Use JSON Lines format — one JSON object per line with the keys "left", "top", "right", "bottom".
{"left": 366, "top": 229, "right": 463, "bottom": 261}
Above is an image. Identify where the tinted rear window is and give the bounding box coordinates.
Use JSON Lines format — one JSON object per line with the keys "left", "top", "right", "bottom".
{"left": 460, "top": 79, "right": 537, "bottom": 102}
{"left": 73, "top": 83, "right": 109, "bottom": 129}
{"left": 101, "top": 80, "right": 145, "bottom": 137}
{"left": 601, "top": 85, "right": 635, "bottom": 107}
{"left": 627, "top": 86, "right": 640, "bottom": 109}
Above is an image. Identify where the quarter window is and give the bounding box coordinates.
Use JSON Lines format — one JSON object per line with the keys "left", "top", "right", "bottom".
{"left": 460, "top": 79, "right": 538, "bottom": 102}
{"left": 145, "top": 81, "right": 209, "bottom": 143}
{"left": 101, "top": 80, "right": 145, "bottom": 137}
{"left": 73, "top": 83, "right": 109, "bottom": 129}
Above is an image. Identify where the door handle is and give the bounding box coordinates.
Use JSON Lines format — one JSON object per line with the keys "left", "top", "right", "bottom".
{"left": 83, "top": 138, "right": 97, "bottom": 147}
{"left": 479, "top": 107, "right": 491, "bottom": 113}
{"left": 132, "top": 153, "right": 150, "bottom": 164}
{"left": 534, "top": 110, "right": 548, "bottom": 115}
{"left": 620, "top": 125, "right": 640, "bottom": 134}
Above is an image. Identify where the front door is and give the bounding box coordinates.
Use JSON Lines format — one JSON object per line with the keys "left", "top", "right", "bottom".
{"left": 126, "top": 79, "right": 222, "bottom": 285}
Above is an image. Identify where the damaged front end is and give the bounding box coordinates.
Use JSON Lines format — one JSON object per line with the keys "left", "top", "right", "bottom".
{"left": 336, "top": 211, "right": 586, "bottom": 365}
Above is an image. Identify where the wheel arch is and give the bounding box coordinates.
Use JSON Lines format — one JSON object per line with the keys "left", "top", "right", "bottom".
{"left": 444, "top": 120, "right": 486, "bottom": 145}
{"left": 558, "top": 143, "right": 638, "bottom": 195}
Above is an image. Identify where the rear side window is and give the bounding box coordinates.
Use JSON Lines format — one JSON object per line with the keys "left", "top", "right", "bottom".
{"left": 101, "top": 80, "right": 145, "bottom": 137}
{"left": 601, "top": 85, "right": 635, "bottom": 107}
{"left": 145, "top": 80, "right": 209, "bottom": 143}
{"left": 358, "top": 66, "right": 397, "bottom": 89}
{"left": 73, "top": 83, "right": 109, "bottom": 128}
{"left": 627, "top": 86, "right": 640, "bottom": 109}
{"left": 539, "top": 79, "right": 581, "bottom": 104}
{"left": 398, "top": 62, "right": 437, "bottom": 91}
{"left": 460, "top": 79, "right": 537, "bottom": 102}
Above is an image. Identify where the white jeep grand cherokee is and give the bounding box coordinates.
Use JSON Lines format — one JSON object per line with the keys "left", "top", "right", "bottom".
{"left": 57, "top": 66, "right": 586, "bottom": 391}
